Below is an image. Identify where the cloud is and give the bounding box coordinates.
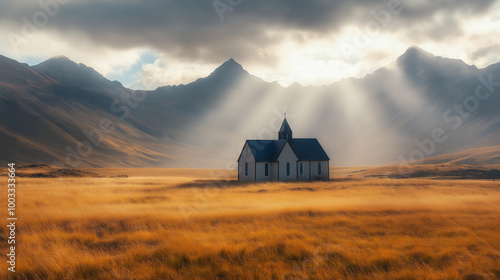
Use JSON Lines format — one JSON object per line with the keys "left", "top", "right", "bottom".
{"left": 0, "top": 0, "right": 499, "bottom": 86}
{"left": 127, "top": 58, "right": 217, "bottom": 90}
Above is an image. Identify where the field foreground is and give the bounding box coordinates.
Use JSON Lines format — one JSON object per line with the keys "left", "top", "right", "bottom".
{"left": 1, "top": 169, "right": 499, "bottom": 279}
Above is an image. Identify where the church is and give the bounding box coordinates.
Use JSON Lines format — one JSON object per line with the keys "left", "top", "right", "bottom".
{"left": 237, "top": 116, "right": 330, "bottom": 182}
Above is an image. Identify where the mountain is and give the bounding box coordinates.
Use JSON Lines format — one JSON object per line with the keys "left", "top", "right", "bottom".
{"left": 31, "top": 56, "right": 130, "bottom": 97}
{"left": 0, "top": 56, "right": 175, "bottom": 167}
{"left": 0, "top": 55, "right": 54, "bottom": 86}
{"left": 1, "top": 47, "right": 500, "bottom": 168}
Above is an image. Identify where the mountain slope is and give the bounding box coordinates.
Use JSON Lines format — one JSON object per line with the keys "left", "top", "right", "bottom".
{"left": 0, "top": 57, "right": 178, "bottom": 167}
{"left": 1, "top": 47, "right": 500, "bottom": 168}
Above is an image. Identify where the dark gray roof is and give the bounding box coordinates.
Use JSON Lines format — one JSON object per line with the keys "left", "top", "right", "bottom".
{"left": 245, "top": 140, "right": 287, "bottom": 162}
{"left": 242, "top": 138, "right": 329, "bottom": 162}
{"left": 289, "top": 139, "right": 330, "bottom": 161}
{"left": 279, "top": 118, "right": 292, "bottom": 133}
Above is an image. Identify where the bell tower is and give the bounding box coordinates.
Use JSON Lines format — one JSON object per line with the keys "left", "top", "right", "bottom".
{"left": 278, "top": 113, "right": 293, "bottom": 141}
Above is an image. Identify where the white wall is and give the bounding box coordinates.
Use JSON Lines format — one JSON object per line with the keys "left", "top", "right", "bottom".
{"left": 256, "top": 162, "right": 278, "bottom": 181}
{"left": 238, "top": 143, "right": 256, "bottom": 181}
{"left": 308, "top": 160, "right": 329, "bottom": 181}
{"left": 297, "top": 161, "right": 310, "bottom": 181}
{"left": 277, "top": 142, "right": 298, "bottom": 181}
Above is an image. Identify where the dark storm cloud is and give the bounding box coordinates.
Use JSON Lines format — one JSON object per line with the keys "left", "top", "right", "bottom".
{"left": 1, "top": 0, "right": 496, "bottom": 63}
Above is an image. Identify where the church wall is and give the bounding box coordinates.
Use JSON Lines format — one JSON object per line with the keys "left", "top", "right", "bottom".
{"left": 255, "top": 162, "right": 278, "bottom": 181}
{"left": 308, "top": 160, "right": 329, "bottom": 181}
{"left": 277, "top": 142, "right": 298, "bottom": 181}
{"left": 238, "top": 143, "right": 256, "bottom": 181}
{"left": 271, "top": 162, "right": 279, "bottom": 180}
{"left": 297, "top": 161, "right": 310, "bottom": 181}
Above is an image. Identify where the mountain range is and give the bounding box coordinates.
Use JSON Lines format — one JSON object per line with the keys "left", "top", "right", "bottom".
{"left": 1, "top": 47, "right": 500, "bottom": 168}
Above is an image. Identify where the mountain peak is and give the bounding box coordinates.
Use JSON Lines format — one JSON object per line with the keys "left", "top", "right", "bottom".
{"left": 48, "top": 55, "right": 72, "bottom": 61}
{"left": 398, "top": 46, "right": 434, "bottom": 62}
{"left": 35, "top": 55, "right": 83, "bottom": 70}
{"left": 209, "top": 58, "right": 247, "bottom": 77}
{"left": 389, "top": 46, "right": 479, "bottom": 85}
{"left": 31, "top": 56, "right": 120, "bottom": 91}
{"left": 406, "top": 45, "right": 430, "bottom": 53}
{"left": 44, "top": 55, "right": 80, "bottom": 67}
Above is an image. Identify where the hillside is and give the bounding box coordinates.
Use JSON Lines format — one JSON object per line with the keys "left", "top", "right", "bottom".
{"left": 1, "top": 47, "right": 500, "bottom": 168}
{"left": 345, "top": 163, "right": 500, "bottom": 180}
{"left": 418, "top": 145, "right": 500, "bottom": 165}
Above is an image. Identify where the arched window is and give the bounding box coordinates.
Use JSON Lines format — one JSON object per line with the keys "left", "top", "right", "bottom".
{"left": 318, "top": 162, "right": 322, "bottom": 175}
{"left": 299, "top": 163, "right": 303, "bottom": 176}
{"left": 264, "top": 163, "right": 269, "bottom": 177}
{"left": 286, "top": 162, "right": 290, "bottom": 176}
{"left": 245, "top": 162, "right": 248, "bottom": 176}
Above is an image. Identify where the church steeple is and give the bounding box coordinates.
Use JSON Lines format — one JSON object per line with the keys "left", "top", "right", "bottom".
{"left": 278, "top": 115, "right": 293, "bottom": 141}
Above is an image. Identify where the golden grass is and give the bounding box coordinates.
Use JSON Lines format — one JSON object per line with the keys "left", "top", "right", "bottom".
{"left": 81, "top": 168, "right": 237, "bottom": 178}
{"left": 0, "top": 172, "right": 499, "bottom": 279}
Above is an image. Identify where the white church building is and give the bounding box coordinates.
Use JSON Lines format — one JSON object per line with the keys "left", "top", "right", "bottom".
{"left": 237, "top": 116, "right": 330, "bottom": 182}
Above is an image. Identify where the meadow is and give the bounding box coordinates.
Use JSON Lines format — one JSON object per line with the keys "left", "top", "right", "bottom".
{"left": 0, "top": 168, "right": 499, "bottom": 279}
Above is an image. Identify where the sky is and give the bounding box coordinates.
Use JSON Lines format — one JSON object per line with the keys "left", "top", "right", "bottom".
{"left": 1, "top": 0, "right": 499, "bottom": 89}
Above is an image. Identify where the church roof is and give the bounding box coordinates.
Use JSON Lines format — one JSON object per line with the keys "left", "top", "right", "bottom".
{"left": 279, "top": 118, "right": 292, "bottom": 134}
{"left": 243, "top": 138, "right": 329, "bottom": 162}
{"left": 289, "top": 139, "right": 330, "bottom": 161}
{"left": 245, "top": 140, "right": 287, "bottom": 162}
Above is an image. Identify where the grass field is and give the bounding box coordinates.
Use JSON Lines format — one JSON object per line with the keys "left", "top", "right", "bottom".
{"left": 0, "top": 168, "right": 499, "bottom": 279}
